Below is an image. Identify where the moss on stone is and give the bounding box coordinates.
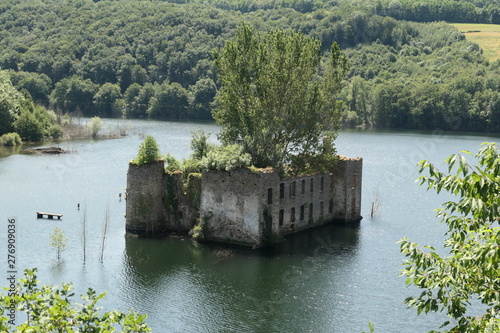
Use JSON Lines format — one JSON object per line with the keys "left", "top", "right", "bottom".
{"left": 262, "top": 205, "right": 277, "bottom": 245}
{"left": 133, "top": 193, "right": 151, "bottom": 223}
{"left": 186, "top": 173, "right": 202, "bottom": 209}
{"left": 164, "top": 172, "right": 179, "bottom": 216}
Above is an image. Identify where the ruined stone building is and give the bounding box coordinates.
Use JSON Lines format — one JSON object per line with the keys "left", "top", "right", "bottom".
{"left": 125, "top": 156, "right": 362, "bottom": 248}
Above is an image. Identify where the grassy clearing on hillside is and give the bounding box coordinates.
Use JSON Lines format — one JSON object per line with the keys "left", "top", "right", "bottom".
{"left": 452, "top": 23, "right": 500, "bottom": 61}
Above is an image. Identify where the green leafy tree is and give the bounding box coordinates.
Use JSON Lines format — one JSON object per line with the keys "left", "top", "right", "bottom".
{"left": 164, "top": 152, "right": 181, "bottom": 172}
{"left": 347, "top": 76, "right": 370, "bottom": 127}
{"left": 213, "top": 24, "right": 348, "bottom": 168}
{"left": 0, "top": 70, "right": 23, "bottom": 136}
{"left": 0, "top": 268, "right": 150, "bottom": 332}
{"left": 131, "top": 65, "right": 149, "bottom": 86}
{"left": 14, "top": 106, "right": 45, "bottom": 142}
{"left": 190, "top": 129, "right": 213, "bottom": 160}
{"left": 50, "top": 226, "right": 67, "bottom": 262}
{"left": 51, "top": 75, "right": 98, "bottom": 115}
{"left": 147, "top": 82, "right": 190, "bottom": 119}
{"left": 0, "top": 133, "right": 21, "bottom": 146}
{"left": 133, "top": 135, "right": 160, "bottom": 165}
{"left": 9, "top": 71, "right": 52, "bottom": 105}
{"left": 93, "top": 82, "right": 122, "bottom": 117}
{"left": 123, "top": 83, "right": 154, "bottom": 119}
{"left": 123, "top": 83, "right": 143, "bottom": 118}
{"left": 47, "top": 124, "right": 64, "bottom": 140}
{"left": 400, "top": 143, "right": 500, "bottom": 332}
{"left": 189, "top": 78, "right": 217, "bottom": 119}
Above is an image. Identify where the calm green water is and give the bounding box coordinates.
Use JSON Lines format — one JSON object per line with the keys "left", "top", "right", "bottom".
{"left": 0, "top": 120, "right": 498, "bottom": 332}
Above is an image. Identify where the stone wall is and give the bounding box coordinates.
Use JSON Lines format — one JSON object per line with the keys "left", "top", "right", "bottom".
{"left": 260, "top": 156, "right": 363, "bottom": 240}
{"left": 330, "top": 156, "right": 363, "bottom": 222}
{"left": 126, "top": 160, "right": 166, "bottom": 234}
{"left": 126, "top": 156, "right": 363, "bottom": 247}
{"left": 200, "top": 169, "right": 265, "bottom": 247}
{"left": 163, "top": 172, "right": 199, "bottom": 232}
{"left": 343, "top": 156, "right": 363, "bottom": 222}
{"left": 265, "top": 172, "right": 337, "bottom": 236}
{"left": 198, "top": 156, "right": 363, "bottom": 247}
{"left": 125, "top": 160, "right": 198, "bottom": 235}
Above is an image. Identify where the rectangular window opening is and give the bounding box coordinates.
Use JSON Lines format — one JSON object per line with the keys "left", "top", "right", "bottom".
{"left": 267, "top": 188, "right": 273, "bottom": 204}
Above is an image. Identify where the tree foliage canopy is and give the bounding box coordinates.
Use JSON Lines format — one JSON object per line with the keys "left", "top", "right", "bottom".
{"left": 0, "top": 70, "right": 22, "bottom": 135}
{"left": 133, "top": 135, "right": 161, "bottom": 166}
{"left": 0, "top": 69, "right": 59, "bottom": 141}
{"left": 0, "top": 268, "right": 150, "bottom": 332}
{"left": 49, "top": 226, "right": 67, "bottom": 262}
{"left": 213, "top": 24, "right": 347, "bottom": 168}
{"left": 401, "top": 143, "right": 500, "bottom": 332}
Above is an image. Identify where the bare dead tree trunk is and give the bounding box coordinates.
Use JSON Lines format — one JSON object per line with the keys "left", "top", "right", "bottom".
{"left": 100, "top": 207, "right": 109, "bottom": 263}
{"left": 370, "top": 187, "right": 381, "bottom": 218}
{"left": 81, "top": 209, "right": 87, "bottom": 263}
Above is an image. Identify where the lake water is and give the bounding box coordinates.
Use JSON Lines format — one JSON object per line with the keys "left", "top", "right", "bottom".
{"left": 0, "top": 119, "right": 498, "bottom": 332}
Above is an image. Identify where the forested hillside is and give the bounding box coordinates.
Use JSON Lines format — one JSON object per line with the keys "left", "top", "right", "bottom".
{"left": 1, "top": 0, "right": 500, "bottom": 133}
{"left": 176, "top": 0, "right": 500, "bottom": 24}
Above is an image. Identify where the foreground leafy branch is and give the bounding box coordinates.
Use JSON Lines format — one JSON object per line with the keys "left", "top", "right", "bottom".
{"left": 0, "top": 268, "right": 150, "bottom": 332}
{"left": 400, "top": 143, "right": 500, "bottom": 332}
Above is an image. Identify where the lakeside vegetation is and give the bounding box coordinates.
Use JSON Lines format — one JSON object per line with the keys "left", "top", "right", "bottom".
{"left": 0, "top": 0, "right": 500, "bottom": 134}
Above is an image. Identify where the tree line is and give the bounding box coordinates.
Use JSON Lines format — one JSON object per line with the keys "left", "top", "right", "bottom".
{"left": 1, "top": 0, "right": 500, "bottom": 135}
{"left": 0, "top": 70, "right": 63, "bottom": 142}
{"left": 157, "top": 0, "right": 500, "bottom": 23}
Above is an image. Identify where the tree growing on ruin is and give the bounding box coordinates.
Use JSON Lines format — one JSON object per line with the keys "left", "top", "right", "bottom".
{"left": 133, "top": 135, "right": 160, "bottom": 165}
{"left": 401, "top": 143, "right": 500, "bottom": 332}
{"left": 213, "top": 24, "right": 348, "bottom": 170}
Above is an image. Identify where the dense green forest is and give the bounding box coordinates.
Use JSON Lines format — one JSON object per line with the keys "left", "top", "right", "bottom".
{"left": 1, "top": 0, "right": 500, "bottom": 136}
{"left": 170, "top": 0, "right": 500, "bottom": 23}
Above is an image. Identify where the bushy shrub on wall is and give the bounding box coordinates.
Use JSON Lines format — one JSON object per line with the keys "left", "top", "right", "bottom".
{"left": 133, "top": 135, "right": 160, "bottom": 166}
{"left": 201, "top": 144, "right": 252, "bottom": 171}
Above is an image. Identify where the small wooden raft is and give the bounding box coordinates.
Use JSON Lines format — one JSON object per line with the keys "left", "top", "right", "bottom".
{"left": 36, "top": 212, "right": 63, "bottom": 220}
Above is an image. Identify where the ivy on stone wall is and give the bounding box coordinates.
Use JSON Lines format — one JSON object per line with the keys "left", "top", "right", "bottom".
{"left": 186, "top": 173, "right": 202, "bottom": 210}
{"left": 164, "top": 172, "right": 180, "bottom": 217}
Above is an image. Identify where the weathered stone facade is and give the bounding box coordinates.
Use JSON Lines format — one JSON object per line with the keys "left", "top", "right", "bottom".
{"left": 126, "top": 156, "right": 363, "bottom": 247}
{"left": 126, "top": 161, "right": 199, "bottom": 235}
